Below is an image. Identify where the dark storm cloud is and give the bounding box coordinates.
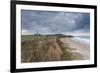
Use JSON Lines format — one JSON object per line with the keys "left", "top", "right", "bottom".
{"left": 21, "top": 10, "right": 90, "bottom": 35}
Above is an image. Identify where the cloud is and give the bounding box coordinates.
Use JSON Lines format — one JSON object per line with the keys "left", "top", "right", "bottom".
{"left": 22, "top": 29, "right": 31, "bottom": 35}
{"left": 21, "top": 10, "right": 90, "bottom": 35}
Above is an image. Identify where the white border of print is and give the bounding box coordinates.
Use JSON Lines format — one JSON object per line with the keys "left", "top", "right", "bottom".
{"left": 16, "top": 4, "right": 94, "bottom": 69}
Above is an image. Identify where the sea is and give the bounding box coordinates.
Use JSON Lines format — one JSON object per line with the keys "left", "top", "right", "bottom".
{"left": 72, "top": 36, "right": 90, "bottom": 44}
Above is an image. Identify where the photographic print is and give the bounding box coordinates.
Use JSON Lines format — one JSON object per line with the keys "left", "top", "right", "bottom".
{"left": 21, "top": 10, "right": 90, "bottom": 62}
{"left": 11, "top": 1, "right": 97, "bottom": 72}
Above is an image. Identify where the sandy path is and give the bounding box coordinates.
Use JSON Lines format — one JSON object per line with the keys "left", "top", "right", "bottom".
{"left": 60, "top": 38, "right": 90, "bottom": 60}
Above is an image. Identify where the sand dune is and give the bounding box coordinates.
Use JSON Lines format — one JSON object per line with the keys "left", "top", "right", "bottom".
{"left": 21, "top": 35, "right": 90, "bottom": 63}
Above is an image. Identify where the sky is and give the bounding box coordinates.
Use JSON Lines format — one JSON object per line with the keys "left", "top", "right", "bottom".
{"left": 21, "top": 10, "right": 90, "bottom": 36}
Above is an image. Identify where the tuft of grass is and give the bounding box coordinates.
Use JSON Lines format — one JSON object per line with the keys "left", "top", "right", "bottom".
{"left": 56, "top": 38, "right": 73, "bottom": 60}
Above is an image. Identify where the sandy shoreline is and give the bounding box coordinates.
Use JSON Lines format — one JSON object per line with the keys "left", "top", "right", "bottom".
{"left": 60, "top": 37, "right": 90, "bottom": 60}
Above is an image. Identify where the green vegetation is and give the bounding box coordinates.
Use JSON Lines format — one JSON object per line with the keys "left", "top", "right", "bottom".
{"left": 56, "top": 38, "right": 73, "bottom": 60}
{"left": 21, "top": 35, "right": 74, "bottom": 63}
{"left": 22, "top": 35, "right": 55, "bottom": 41}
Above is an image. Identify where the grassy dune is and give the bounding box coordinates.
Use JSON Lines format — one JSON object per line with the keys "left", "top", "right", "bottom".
{"left": 21, "top": 35, "right": 74, "bottom": 63}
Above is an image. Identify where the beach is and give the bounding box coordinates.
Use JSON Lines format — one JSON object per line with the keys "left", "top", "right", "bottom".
{"left": 21, "top": 35, "right": 90, "bottom": 62}
{"left": 60, "top": 37, "right": 90, "bottom": 60}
